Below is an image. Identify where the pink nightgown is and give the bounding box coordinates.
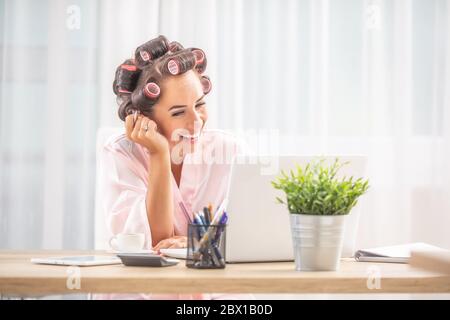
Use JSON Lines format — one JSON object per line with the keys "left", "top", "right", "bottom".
{"left": 94, "top": 129, "right": 254, "bottom": 300}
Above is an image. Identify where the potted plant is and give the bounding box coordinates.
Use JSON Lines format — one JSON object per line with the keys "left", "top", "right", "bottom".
{"left": 272, "top": 158, "right": 369, "bottom": 271}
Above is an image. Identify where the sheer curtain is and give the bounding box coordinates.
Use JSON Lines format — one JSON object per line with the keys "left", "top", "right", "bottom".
{"left": 1, "top": 0, "right": 449, "bottom": 250}
{"left": 0, "top": 0, "right": 99, "bottom": 249}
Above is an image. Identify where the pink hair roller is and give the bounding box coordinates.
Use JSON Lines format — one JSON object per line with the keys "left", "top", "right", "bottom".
{"left": 143, "top": 82, "right": 161, "bottom": 99}
{"left": 201, "top": 75, "right": 212, "bottom": 94}
{"left": 135, "top": 35, "right": 170, "bottom": 68}
{"left": 167, "top": 59, "right": 180, "bottom": 75}
{"left": 120, "top": 64, "right": 137, "bottom": 72}
{"left": 192, "top": 49, "right": 205, "bottom": 65}
{"left": 168, "top": 41, "right": 184, "bottom": 53}
{"left": 113, "top": 60, "right": 140, "bottom": 95}
{"left": 164, "top": 51, "right": 196, "bottom": 76}
{"left": 191, "top": 48, "right": 207, "bottom": 74}
{"left": 139, "top": 50, "right": 151, "bottom": 62}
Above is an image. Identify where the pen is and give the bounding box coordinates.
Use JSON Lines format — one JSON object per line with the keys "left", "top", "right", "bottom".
{"left": 208, "top": 246, "right": 220, "bottom": 267}
{"left": 195, "top": 210, "right": 203, "bottom": 224}
{"left": 212, "top": 245, "right": 225, "bottom": 267}
{"left": 195, "top": 210, "right": 227, "bottom": 258}
{"left": 179, "top": 201, "right": 192, "bottom": 224}
{"left": 192, "top": 215, "right": 201, "bottom": 239}
{"left": 198, "top": 232, "right": 225, "bottom": 267}
{"left": 221, "top": 212, "right": 228, "bottom": 225}
{"left": 193, "top": 213, "right": 207, "bottom": 237}
{"left": 208, "top": 203, "right": 213, "bottom": 221}
{"left": 212, "top": 198, "right": 228, "bottom": 223}
{"left": 193, "top": 213, "right": 201, "bottom": 224}
{"left": 203, "top": 207, "right": 210, "bottom": 226}
{"left": 213, "top": 212, "right": 228, "bottom": 243}
{"left": 199, "top": 210, "right": 207, "bottom": 225}
{"left": 196, "top": 231, "right": 219, "bottom": 266}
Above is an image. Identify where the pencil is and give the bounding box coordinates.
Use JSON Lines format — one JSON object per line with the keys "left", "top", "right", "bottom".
{"left": 179, "top": 201, "right": 192, "bottom": 224}
{"left": 203, "top": 207, "right": 210, "bottom": 226}
{"left": 208, "top": 203, "right": 213, "bottom": 222}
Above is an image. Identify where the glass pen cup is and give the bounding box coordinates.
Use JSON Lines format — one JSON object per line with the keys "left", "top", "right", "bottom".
{"left": 186, "top": 223, "right": 227, "bottom": 269}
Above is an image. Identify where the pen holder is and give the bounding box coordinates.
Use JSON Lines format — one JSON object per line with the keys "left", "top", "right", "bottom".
{"left": 186, "top": 223, "right": 227, "bottom": 269}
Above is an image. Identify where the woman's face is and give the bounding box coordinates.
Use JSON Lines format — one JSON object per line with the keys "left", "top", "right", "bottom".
{"left": 151, "top": 70, "right": 208, "bottom": 153}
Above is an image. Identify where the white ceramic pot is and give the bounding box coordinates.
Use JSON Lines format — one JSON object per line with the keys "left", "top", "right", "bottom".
{"left": 289, "top": 214, "right": 347, "bottom": 271}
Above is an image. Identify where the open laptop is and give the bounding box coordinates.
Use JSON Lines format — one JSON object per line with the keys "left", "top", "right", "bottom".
{"left": 224, "top": 155, "right": 367, "bottom": 263}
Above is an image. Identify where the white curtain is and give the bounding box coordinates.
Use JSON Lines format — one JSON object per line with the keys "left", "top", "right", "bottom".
{"left": 1, "top": 0, "right": 449, "bottom": 250}
{"left": 0, "top": 0, "right": 99, "bottom": 249}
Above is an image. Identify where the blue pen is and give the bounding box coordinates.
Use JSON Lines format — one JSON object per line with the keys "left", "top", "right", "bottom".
{"left": 193, "top": 212, "right": 203, "bottom": 224}
{"left": 213, "top": 244, "right": 225, "bottom": 267}
{"left": 221, "top": 212, "right": 228, "bottom": 224}
{"left": 199, "top": 211, "right": 207, "bottom": 226}
{"left": 193, "top": 214, "right": 207, "bottom": 237}
{"left": 197, "top": 210, "right": 205, "bottom": 225}
{"left": 213, "top": 212, "right": 228, "bottom": 243}
{"left": 192, "top": 215, "right": 200, "bottom": 239}
{"left": 203, "top": 207, "right": 211, "bottom": 226}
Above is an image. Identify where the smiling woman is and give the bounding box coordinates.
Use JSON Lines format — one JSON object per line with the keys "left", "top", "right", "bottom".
{"left": 96, "top": 35, "right": 253, "bottom": 300}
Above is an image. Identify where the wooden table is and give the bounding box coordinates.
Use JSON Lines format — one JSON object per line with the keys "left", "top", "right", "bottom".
{"left": 0, "top": 250, "right": 449, "bottom": 295}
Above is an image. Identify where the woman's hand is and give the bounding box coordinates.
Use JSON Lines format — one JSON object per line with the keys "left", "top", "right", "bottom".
{"left": 125, "top": 114, "right": 169, "bottom": 156}
{"left": 153, "top": 235, "right": 187, "bottom": 251}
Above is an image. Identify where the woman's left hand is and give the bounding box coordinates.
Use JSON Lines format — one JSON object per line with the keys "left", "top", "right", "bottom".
{"left": 153, "top": 235, "right": 187, "bottom": 251}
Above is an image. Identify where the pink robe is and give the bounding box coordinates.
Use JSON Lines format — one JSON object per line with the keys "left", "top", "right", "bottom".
{"left": 95, "top": 129, "right": 253, "bottom": 300}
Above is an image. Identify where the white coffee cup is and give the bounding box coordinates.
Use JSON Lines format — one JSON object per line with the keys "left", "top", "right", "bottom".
{"left": 109, "top": 233, "right": 145, "bottom": 252}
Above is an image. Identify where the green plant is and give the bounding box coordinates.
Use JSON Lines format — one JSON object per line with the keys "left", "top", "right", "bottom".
{"left": 271, "top": 158, "right": 369, "bottom": 215}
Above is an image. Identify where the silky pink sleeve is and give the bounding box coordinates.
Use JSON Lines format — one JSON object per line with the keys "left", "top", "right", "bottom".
{"left": 100, "top": 139, "right": 152, "bottom": 249}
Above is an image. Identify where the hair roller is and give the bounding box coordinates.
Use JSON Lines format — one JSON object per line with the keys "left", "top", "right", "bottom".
{"left": 135, "top": 35, "right": 170, "bottom": 68}
{"left": 117, "top": 98, "right": 135, "bottom": 121}
{"left": 191, "top": 48, "right": 207, "bottom": 74}
{"left": 143, "top": 82, "right": 161, "bottom": 99}
{"left": 113, "top": 59, "right": 141, "bottom": 95}
{"left": 112, "top": 79, "right": 119, "bottom": 95}
{"left": 168, "top": 41, "right": 184, "bottom": 53}
{"left": 200, "top": 75, "right": 212, "bottom": 94}
{"left": 163, "top": 50, "right": 196, "bottom": 76}
{"left": 131, "top": 79, "right": 161, "bottom": 110}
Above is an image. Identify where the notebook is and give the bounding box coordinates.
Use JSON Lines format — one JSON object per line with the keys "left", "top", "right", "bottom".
{"left": 159, "top": 248, "right": 189, "bottom": 260}
{"left": 31, "top": 255, "right": 122, "bottom": 266}
{"left": 354, "top": 242, "right": 443, "bottom": 263}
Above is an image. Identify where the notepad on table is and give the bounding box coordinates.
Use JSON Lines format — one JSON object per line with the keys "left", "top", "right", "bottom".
{"left": 159, "top": 248, "right": 189, "bottom": 260}
{"left": 354, "top": 242, "right": 443, "bottom": 263}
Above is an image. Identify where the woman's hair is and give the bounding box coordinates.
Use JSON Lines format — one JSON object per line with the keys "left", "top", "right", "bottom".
{"left": 113, "top": 35, "right": 212, "bottom": 121}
